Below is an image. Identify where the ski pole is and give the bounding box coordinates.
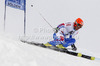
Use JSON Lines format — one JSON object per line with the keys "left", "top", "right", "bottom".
{"left": 31, "top": 4, "right": 54, "bottom": 29}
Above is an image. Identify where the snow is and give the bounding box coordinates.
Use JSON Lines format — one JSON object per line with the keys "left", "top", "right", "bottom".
{"left": 0, "top": 33, "right": 100, "bottom": 66}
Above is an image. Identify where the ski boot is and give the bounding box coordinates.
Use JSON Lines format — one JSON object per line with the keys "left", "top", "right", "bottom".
{"left": 71, "top": 44, "right": 77, "bottom": 51}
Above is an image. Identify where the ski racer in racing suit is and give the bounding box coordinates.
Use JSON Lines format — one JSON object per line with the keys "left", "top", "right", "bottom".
{"left": 44, "top": 18, "right": 84, "bottom": 51}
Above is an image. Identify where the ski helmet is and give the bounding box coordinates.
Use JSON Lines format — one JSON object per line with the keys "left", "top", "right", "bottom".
{"left": 75, "top": 18, "right": 84, "bottom": 26}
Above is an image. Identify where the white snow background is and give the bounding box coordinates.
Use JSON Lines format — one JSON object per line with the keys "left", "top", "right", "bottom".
{"left": 0, "top": 0, "right": 100, "bottom": 66}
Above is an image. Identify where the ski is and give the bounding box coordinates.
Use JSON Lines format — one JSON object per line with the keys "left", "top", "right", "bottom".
{"left": 21, "top": 40, "right": 95, "bottom": 60}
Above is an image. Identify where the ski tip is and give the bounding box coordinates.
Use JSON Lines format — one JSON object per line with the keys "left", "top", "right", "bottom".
{"left": 91, "top": 57, "right": 95, "bottom": 60}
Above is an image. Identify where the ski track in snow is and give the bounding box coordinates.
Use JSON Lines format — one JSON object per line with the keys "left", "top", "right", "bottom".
{"left": 0, "top": 34, "right": 100, "bottom": 66}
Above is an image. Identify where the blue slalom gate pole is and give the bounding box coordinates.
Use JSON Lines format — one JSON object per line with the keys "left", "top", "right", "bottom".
{"left": 24, "top": 0, "right": 26, "bottom": 36}
{"left": 4, "top": 0, "right": 7, "bottom": 31}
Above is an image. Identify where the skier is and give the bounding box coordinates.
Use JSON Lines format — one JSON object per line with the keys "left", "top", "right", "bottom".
{"left": 44, "top": 18, "right": 83, "bottom": 51}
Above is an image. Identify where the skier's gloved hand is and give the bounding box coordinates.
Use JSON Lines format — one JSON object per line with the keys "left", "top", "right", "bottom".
{"left": 53, "top": 27, "right": 59, "bottom": 33}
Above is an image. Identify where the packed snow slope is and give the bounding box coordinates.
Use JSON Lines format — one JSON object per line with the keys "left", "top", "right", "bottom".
{"left": 0, "top": 34, "right": 100, "bottom": 66}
